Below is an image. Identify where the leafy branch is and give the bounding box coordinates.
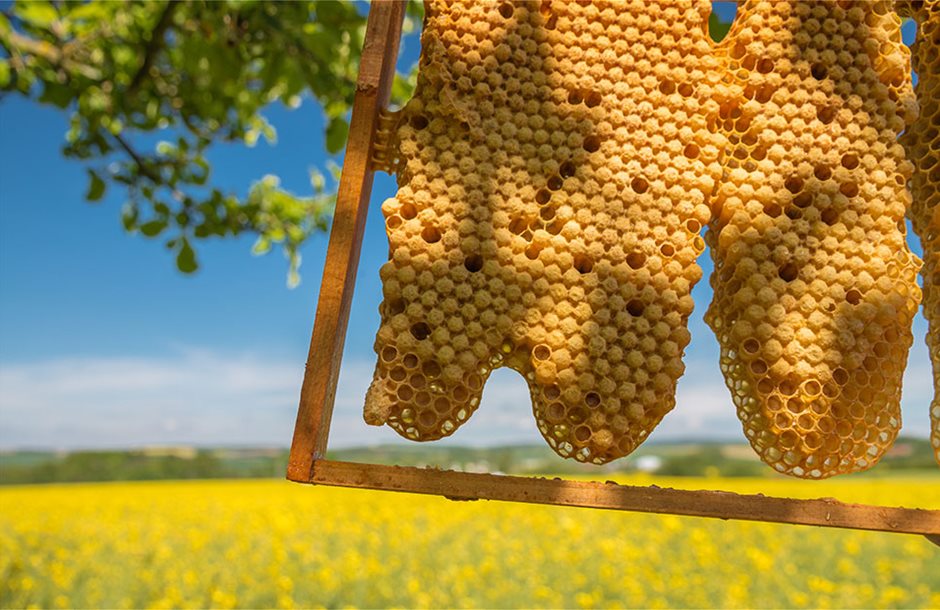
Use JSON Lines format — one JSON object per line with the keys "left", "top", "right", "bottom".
{"left": 0, "top": 0, "right": 423, "bottom": 285}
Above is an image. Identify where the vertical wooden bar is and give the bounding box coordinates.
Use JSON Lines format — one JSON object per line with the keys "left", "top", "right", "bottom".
{"left": 287, "top": 0, "right": 406, "bottom": 482}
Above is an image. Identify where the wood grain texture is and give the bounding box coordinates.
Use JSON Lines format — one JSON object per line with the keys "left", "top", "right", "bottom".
{"left": 294, "top": 459, "right": 940, "bottom": 536}
{"left": 287, "top": 0, "right": 405, "bottom": 482}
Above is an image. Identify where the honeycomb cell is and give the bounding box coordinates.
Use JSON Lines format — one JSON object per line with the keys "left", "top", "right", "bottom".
{"left": 705, "top": 1, "right": 921, "bottom": 478}
{"left": 897, "top": 0, "right": 940, "bottom": 466}
{"left": 363, "top": 0, "right": 721, "bottom": 464}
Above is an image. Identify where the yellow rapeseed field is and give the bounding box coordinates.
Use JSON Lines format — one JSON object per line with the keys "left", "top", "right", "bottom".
{"left": 1, "top": 475, "right": 938, "bottom": 609}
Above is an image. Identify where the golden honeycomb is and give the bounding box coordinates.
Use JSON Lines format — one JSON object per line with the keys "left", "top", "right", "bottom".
{"left": 705, "top": 1, "right": 921, "bottom": 477}
{"left": 363, "top": 0, "right": 721, "bottom": 464}
{"left": 360, "top": 0, "right": 929, "bottom": 475}
{"left": 898, "top": 0, "right": 940, "bottom": 465}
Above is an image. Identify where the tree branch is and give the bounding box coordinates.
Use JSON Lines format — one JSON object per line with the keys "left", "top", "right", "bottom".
{"left": 127, "top": 0, "right": 180, "bottom": 95}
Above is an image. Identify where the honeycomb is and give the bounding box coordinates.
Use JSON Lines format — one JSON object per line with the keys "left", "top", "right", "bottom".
{"left": 898, "top": 0, "right": 940, "bottom": 465}
{"left": 363, "top": 0, "right": 721, "bottom": 464}
{"left": 704, "top": 1, "right": 921, "bottom": 477}
{"left": 360, "top": 0, "right": 928, "bottom": 475}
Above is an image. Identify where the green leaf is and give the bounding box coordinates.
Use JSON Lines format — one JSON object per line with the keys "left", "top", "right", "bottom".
{"left": 251, "top": 236, "right": 271, "bottom": 256}
{"left": 176, "top": 238, "right": 198, "bottom": 274}
{"left": 708, "top": 12, "right": 733, "bottom": 43}
{"left": 16, "top": 1, "right": 58, "bottom": 28}
{"left": 325, "top": 116, "right": 349, "bottom": 154}
{"left": 86, "top": 170, "right": 106, "bottom": 201}
{"left": 139, "top": 220, "right": 168, "bottom": 237}
{"left": 0, "top": 60, "right": 10, "bottom": 89}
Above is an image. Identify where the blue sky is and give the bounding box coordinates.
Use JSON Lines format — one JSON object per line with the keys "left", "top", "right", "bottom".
{"left": 0, "top": 7, "right": 931, "bottom": 451}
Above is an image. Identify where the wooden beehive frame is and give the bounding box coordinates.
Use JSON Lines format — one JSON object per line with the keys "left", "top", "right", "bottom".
{"left": 287, "top": 0, "right": 940, "bottom": 542}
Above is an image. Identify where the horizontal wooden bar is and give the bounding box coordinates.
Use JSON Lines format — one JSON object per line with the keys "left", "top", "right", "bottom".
{"left": 290, "top": 459, "right": 940, "bottom": 536}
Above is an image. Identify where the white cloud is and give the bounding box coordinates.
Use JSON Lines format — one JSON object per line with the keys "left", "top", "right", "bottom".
{"left": 0, "top": 338, "right": 932, "bottom": 450}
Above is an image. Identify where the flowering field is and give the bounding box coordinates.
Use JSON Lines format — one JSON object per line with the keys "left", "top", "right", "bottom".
{"left": 1, "top": 475, "right": 938, "bottom": 609}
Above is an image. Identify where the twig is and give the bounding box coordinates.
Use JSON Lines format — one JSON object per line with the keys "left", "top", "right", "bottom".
{"left": 127, "top": 0, "right": 180, "bottom": 95}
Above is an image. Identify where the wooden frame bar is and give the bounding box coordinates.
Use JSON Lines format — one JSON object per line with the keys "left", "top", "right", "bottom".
{"left": 287, "top": 0, "right": 940, "bottom": 542}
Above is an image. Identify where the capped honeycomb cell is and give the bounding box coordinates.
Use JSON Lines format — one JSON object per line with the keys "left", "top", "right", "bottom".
{"left": 897, "top": 0, "right": 940, "bottom": 465}
{"left": 363, "top": 0, "right": 721, "bottom": 464}
{"left": 705, "top": 1, "right": 921, "bottom": 478}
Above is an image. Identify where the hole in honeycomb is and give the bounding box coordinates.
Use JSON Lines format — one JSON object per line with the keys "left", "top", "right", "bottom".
{"left": 750, "top": 359, "right": 768, "bottom": 374}
{"left": 802, "top": 380, "right": 821, "bottom": 397}
{"left": 631, "top": 176, "right": 649, "bottom": 194}
{"left": 418, "top": 410, "right": 436, "bottom": 428}
{"left": 545, "top": 384, "right": 560, "bottom": 400}
{"left": 464, "top": 254, "right": 483, "bottom": 272}
{"left": 509, "top": 216, "right": 529, "bottom": 235}
{"left": 683, "top": 143, "right": 700, "bottom": 159}
{"left": 387, "top": 298, "right": 405, "bottom": 315}
{"left": 626, "top": 251, "right": 646, "bottom": 269}
{"left": 785, "top": 175, "right": 804, "bottom": 194}
{"left": 583, "top": 135, "right": 601, "bottom": 153}
{"left": 453, "top": 385, "right": 468, "bottom": 402}
{"left": 731, "top": 43, "right": 746, "bottom": 59}
{"left": 398, "top": 385, "right": 413, "bottom": 401}
{"left": 422, "top": 361, "right": 441, "bottom": 378}
{"left": 792, "top": 192, "right": 813, "bottom": 208}
{"left": 533, "top": 344, "right": 551, "bottom": 361}
{"left": 421, "top": 226, "right": 441, "bottom": 243}
{"left": 386, "top": 215, "right": 402, "bottom": 229}
{"left": 765, "top": 203, "right": 782, "bottom": 218}
{"left": 686, "top": 218, "right": 702, "bottom": 233}
{"left": 660, "top": 243, "right": 675, "bottom": 257}
{"left": 390, "top": 367, "right": 406, "bottom": 382}
{"left": 411, "top": 374, "right": 426, "bottom": 389}
{"left": 547, "top": 175, "right": 564, "bottom": 191}
{"left": 547, "top": 403, "right": 565, "bottom": 420}
{"left": 841, "top": 153, "right": 859, "bottom": 169}
{"left": 567, "top": 89, "right": 583, "bottom": 105}
{"left": 755, "top": 86, "right": 773, "bottom": 104}
{"left": 814, "top": 164, "right": 832, "bottom": 181}
{"left": 559, "top": 160, "right": 577, "bottom": 178}
{"left": 568, "top": 407, "right": 586, "bottom": 423}
{"left": 497, "top": 2, "right": 514, "bottom": 18}
{"left": 779, "top": 378, "right": 797, "bottom": 396}
{"left": 381, "top": 346, "right": 398, "bottom": 362}
{"left": 742, "top": 338, "right": 760, "bottom": 354}
{"left": 410, "top": 322, "right": 431, "bottom": 340}
{"left": 410, "top": 115, "right": 429, "bottom": 129}
{"left": 539, "top": 206, "right": 556, "bottom": 221}
{"left": 403, "top": 353, "right": 419, "bottom": 369}
{"left": 659, "top": 80, "right": 676, "bottom": 95}
{"left": 817, "top": 106, "right": 836, "bottom": 125}
{"left": 839, "top": 181, "right": 859, "bottom": 197}
{"left": 575, "top": 426, "right": 592, "bottom": 442}
{"left": 678, "top": 83, "right": 694, "bottom": 97}
{"left": 585, "top": 392, "right": 601, "bottom": 408}
{"left": 778, "top": 263, "right": 798, "bottom": 282}
{"left": 811, "top": 63, "right": 828, "bottom": 80}
{"left": 821, "top": 207, "right": 839, "bottom": 225}
{"left": 539, "top": 0, "right": 552, "bottom": 17}
{"left": 626, "top": 299, "right": 646, "bottom": 316}
{"left": 573, "top": 254, "right": 594, "bottom": 274}
{"left": 536, "top": 188, "right": 552, "bottom": 205}
{"left": 756, "top": 58, "right": 774, "bottom": 74}
{"left": 845, "top": 289, "right": 861, "bottom": 305}
{"left": 584, "top": 90, "right": 602, "bottom": 108}
{"left": 526, "top": 243, "right": 543, "bottom": 260}
{"left": 785, "top": 207, "right": 802, "bottom": 220}
{"left": 832, "top": 367, "right": 849, "bottom": 386}
{"left": 400, "top": 202, "right": 417, "bottom": 220}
